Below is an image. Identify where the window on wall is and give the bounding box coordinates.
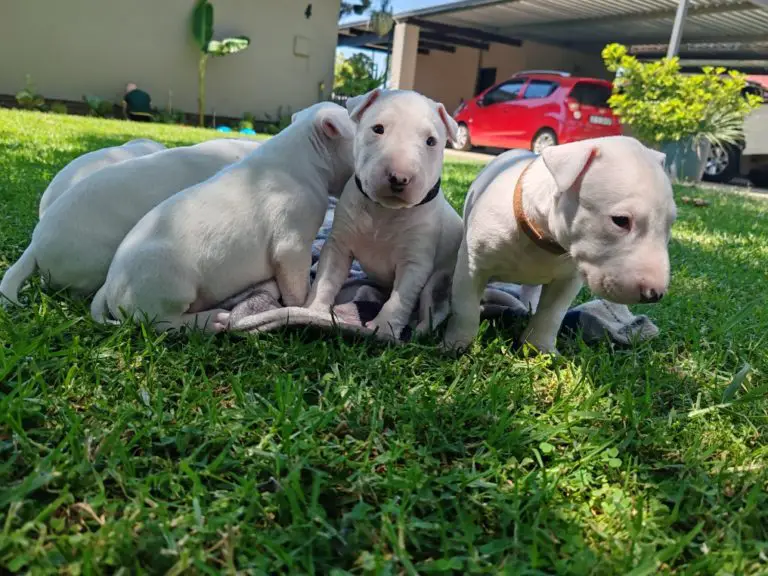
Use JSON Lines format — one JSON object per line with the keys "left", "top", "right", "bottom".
{"left": 522, "top": 80, "right": 558, "bottom": 99}
{"left": 483, "top": 79, "right": 526, "bottom": 105}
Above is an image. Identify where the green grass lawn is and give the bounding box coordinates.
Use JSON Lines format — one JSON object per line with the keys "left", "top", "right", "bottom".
{"left": 1, "top": 108, "right": 767, "bottom": 574}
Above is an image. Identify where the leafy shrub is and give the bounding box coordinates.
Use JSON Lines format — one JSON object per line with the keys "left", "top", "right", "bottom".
{"left": 15, "top": 75, "right": 45, "bottom": 110}
{"left": 238, "top": 112, "right": 255, "bottom": 131}
{"left": 602, "top": 43, "right": 761, "bottom": 147}
{"left": 263, "top": 106, "right": 292, "bottom": 135}
{"left": 154, "top": 108, "right": 185, "bottom": 124}
{"left": 82, "top": 95, "right": 115, "bottom": 118}
{"left": 49, "top": 102, "right": 68, "bottom": 115}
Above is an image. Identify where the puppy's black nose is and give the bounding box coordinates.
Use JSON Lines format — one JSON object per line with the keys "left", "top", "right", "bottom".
{"left": 640, "top": 288, "right": 663, "bottom": 303}
{"left": 388, "top": 172, "right": 410, "bottom": 192}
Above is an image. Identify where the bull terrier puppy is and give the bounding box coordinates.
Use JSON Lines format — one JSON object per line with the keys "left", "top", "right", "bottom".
{"left": 0, "top": 138, "right": 259, "bottom": 306}
{"left": 38, "top": 138, "right": 166, "bottom": 217}
{"left": 443, "top": 136, "right": 676, "bottom": 353}
{"left": 305, "top": 89, "right": 464, "bottom": 340}
{"left": 92, "top": 102, "right": 355, "bottom": 332}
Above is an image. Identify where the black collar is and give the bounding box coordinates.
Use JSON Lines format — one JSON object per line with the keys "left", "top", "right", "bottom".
{"left": 354, "top": 175, "right": 441, "bottom": 207}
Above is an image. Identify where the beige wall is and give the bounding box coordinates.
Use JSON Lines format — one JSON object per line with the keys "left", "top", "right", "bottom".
{"left": 0, "top": 0, "right": 341, "bottom": 119}
{"left": 412, "top": 39, "right": 607, "bottom": 113}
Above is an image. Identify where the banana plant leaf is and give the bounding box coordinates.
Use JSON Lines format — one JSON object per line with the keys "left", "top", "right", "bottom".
{"left": 192, "top": 0, "right": 213, "bottom": 51}
{"left": 206, "top": 36, "right": 250, "bottom": 56}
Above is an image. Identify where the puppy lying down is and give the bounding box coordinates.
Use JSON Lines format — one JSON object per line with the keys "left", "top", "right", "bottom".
{"left": 1, "top": 138, "right": 260, "bottom": 306}
{"left": 38, "top": 138, "right": 165, "bottom": 218}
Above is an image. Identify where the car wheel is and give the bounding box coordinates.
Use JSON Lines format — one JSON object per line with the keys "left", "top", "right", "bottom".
{"left": 702, "top": 142, "right": 740, "bottom": 183}
{"left": 453, "top": 123, "right": 473, "bottom": 151}
{"left": 532, "top": 129, "right": 558, "bottom": 154}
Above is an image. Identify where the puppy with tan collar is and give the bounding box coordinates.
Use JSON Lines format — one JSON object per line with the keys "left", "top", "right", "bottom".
{"left": 305, "top": 89, "right": 463, "bottom": 340}
{"left": 93, "top": 102, "right": 355, "bottom": 332}
{"left": 444, "top": 136, "right": 676, "bottom": 353}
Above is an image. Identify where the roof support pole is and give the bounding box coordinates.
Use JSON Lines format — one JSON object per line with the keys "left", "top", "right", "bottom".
{"left": 666, "top": 0, "right": 691, "bottom": 58}
{"left": 390, "top": 22, "right": 420, "bottom": 90}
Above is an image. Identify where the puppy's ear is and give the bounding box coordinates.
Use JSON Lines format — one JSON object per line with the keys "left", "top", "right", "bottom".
{"left": 318, "top": 108, "right": 354, "bottom": 140}
{"left": 346, "top": 88, "right": 382, "bottom": 122}
{"left": 435, "top": 102, "right": 459, "bottom": 143}
{"left": 541, "top": 142, "right": 599, "bottom": 194}
{"left": 648, "top": 148, "right": 667, "bottom": 168}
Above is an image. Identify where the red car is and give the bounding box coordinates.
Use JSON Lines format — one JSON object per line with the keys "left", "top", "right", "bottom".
{"left": 452, "top": 71, "right": 622, "bottom": 153}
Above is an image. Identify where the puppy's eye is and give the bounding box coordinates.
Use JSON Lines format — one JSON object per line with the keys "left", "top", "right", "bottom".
{"left": 611, "top": 216, "right": 632, "bottom": 231}
{"left": 426, "top": 136, "right": 437, "bottom": 147}
{"left": 372, "top": 124, "right": 385, "bottom": 135}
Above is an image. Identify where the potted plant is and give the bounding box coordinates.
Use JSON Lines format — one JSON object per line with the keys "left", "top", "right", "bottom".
{"left": 602, "top": 44, "right": 761, "bottom": 183}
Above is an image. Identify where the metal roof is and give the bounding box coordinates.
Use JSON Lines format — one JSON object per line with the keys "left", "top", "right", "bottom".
{"left": 408, "top": 0, "right": 768, "bottom": 47}
{"left": 339, "top": 0, "right": 768, "bottom": 59}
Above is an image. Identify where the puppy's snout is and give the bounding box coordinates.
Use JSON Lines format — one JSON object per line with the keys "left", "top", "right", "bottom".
{"left": 388, "top": 171, "right": 411, "bottom": 192}
{"left": 639, "top": 287, "right": 664, "bottom": 304}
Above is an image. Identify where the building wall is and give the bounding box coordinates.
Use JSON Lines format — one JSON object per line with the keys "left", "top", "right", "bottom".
{"left": 0, "top": 0, "right": 341, "bottom": 119}
{"left": 412, "top": 39, "right": 607, "bottom": 113}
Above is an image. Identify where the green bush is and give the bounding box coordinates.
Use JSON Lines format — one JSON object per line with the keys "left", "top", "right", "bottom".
{"left": 602, "top": 43, "right": 761, "bottom": 147}
{"left": 49, "top": 102, "right": 68, "bottom": 115}
{"left": 154, "top": 108, "right": 185, "bottom": 124}
{"left": 238, "top": 112, "right": 255, "bottom": 131}
{"left": 15, "top": 75, "right": 45, "bottom": 110}
{"left": 82, "top": 95, "right": 115, "bottom": 118}
{"left": 263, "top": 106, "right": 292, "bottom": 135}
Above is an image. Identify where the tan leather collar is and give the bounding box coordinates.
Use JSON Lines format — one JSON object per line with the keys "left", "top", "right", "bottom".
{"left": 513, "top": 160, "right": 567, "bottom": 256}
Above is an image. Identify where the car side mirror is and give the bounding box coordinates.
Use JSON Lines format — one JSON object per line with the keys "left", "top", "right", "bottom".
{"left": 479, "top": 95, "right": 490, "bottom": 107}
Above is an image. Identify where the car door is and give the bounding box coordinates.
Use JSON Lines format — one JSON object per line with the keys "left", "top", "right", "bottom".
{"left": 469, "top": 78, "right": 526, "bottom": 147}
{"left": 506, "top": 78, "right": 560, "bottom": 148}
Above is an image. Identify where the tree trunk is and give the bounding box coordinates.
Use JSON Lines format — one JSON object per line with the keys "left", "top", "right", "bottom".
{"left": 197, "top": 53, "right": 208, "bottom": 127}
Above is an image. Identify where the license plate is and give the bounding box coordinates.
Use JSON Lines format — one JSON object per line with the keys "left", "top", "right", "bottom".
{"left": 589, "top": 115, "right": 613, "bottom": 126}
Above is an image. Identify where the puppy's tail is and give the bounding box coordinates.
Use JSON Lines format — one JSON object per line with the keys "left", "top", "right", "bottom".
{"left": 0, "top": 246, "right": 37, "bottom": 306}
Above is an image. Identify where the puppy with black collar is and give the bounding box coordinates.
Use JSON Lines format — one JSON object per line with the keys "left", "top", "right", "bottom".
{"left": 306, "top": 88, "right": 463, "bottom": 340}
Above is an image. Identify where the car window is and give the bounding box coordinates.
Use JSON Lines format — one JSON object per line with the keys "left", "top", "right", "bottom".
{"left": 523, "top": 80, "right": 558, "bottom": 99}
{"left": 483, "top": 79, "right": 526, "bottom": 105}
{"left": 569, "top": 82, "right": 612, "bottom": 107}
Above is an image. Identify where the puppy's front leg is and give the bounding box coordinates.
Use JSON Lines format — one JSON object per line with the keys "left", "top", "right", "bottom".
{"left": 369, "top": 261, "right": 432, "bottom": 340}
{"left": 443, "top": 241, "right": 487, "bottom": 351}
{"left": 520, "top": 274, "right": 583, "bottom": 353}
{"left": 306, "top": 237, "right": 353, "bottom": 311}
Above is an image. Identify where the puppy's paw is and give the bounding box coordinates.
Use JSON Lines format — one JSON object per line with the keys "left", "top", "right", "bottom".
{"left": 441, "top": 331, "right": 473, "bottom": 354}
{"left": 518, "top": 336, "right": 558, "bottom": 356}
{"left": 212, "top": 311, "right": 232, "bottom": 333}
{"left": 367, "top": 315, "right": 403, "bottom": 340}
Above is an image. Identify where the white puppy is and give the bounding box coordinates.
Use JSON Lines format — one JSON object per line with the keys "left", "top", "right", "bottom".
{"left": 444, "top": 136, "right": 676, "bottom": 353}
{"left": 38, "top": 139, "right": 166, "bottom": 217}
{"left": 92, "top": 102, "right": 355, "bottom": 332}
{"left": 0, "top": 138, "right": 259, "bottom": 305}
{"left": 305, "top": 89, "right": 463, "bottom": 340}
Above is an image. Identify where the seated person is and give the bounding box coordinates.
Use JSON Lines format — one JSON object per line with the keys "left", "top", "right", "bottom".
{"left": 122, "top": 83, "right": 153, "bottom": 122}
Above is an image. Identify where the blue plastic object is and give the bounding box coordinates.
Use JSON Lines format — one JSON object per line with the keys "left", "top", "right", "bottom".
{"left": 240, "top": 128, "right": 256, "bottom": 135}
{"left": 216, "top": 126, "right": 233, "bottom": 133}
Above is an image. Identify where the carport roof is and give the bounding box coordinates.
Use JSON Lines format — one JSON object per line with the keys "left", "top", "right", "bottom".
{"left": 339, "top": 0, "right": 768, "bottom": 60}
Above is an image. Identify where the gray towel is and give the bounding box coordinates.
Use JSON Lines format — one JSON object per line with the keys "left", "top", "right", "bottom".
{"left": 220, "top": 198, "right": 659, "bottom": 347}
